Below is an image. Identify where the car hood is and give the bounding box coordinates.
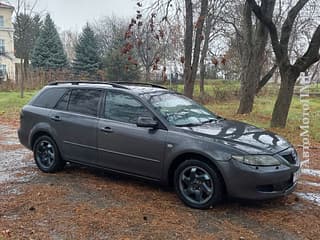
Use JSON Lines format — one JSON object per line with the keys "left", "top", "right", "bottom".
{"left": 180, "top": 119, "right": 291, "bottom": 154}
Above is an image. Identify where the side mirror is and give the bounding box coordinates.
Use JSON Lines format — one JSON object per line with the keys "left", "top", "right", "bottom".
{"left": 137, "top": 117, "right": 158, "bottom": 128}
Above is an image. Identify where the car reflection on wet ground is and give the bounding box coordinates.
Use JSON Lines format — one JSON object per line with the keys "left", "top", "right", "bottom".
{"left": 1, "top": 124, "right": 320, "bottom": 239}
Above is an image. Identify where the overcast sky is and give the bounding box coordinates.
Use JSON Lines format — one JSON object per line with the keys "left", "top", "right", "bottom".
{"left": 9, "top": 0, "right": 138, "bottom": 31}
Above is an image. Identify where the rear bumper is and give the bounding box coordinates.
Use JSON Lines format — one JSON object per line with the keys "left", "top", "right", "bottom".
{"left": 217, "top": 159, "right": 300, "bottom": 200}
{"left": 18, "top": 128, "right": 30, "bottom": 149}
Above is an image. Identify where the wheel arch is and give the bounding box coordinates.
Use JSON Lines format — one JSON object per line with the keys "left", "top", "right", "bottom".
{"left": 28, "top": 122, "right": 59, "bottom": 150}
{"left": 31, "top": 131, "right": 54, "bottom": 149}
{"left": 167, "top": 152, "right": 227, "bottom": 193}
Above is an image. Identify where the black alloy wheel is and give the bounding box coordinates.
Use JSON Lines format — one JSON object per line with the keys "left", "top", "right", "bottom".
{"left": 174, "top": 160, "right": 223, "bottom": 209}
{"left": 33, "top": 135, "right": 65, "bottom": 173}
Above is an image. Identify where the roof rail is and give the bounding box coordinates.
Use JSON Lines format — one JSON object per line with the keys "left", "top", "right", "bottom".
{"left": 111, "top": 81, "right": 167, "bottom": 89}
{"left": 48, "top": 81, "right": 129, "bottom": 89}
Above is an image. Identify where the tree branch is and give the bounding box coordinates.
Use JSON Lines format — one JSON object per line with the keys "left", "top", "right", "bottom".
{"left": 293, "top": 24, "right": 320, "bottom": 72}
{"left": 279, "top": 0, "right": 309, "bottom": 58}
{"left": 256, "top": 64, "right": 278, "bottom": 94}
{"left": 247, "top": 0, "right": 283, "bottom": 63}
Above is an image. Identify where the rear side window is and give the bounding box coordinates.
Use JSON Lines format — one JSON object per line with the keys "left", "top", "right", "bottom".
{"left": 68, "top": 89, "right": 102, "bottom": 116}
{"left": 32, "top": 88, "right": 67, "bottom": 109}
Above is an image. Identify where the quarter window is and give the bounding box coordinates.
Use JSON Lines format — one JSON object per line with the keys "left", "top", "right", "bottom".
{"left": 105, "top": 91, "right": 151, "bottom": 124}
{"left": 32, "top": 88, "right": 67, "bottom": 109}
{"left": 55, "top": 90, "right": 71, "bottom": 111}
{"left": 68, "top": 89, "right": 102, "bottom": 116}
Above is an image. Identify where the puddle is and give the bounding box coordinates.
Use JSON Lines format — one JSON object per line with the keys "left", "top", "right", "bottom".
{"left": 301, "top": 168, "right": 320, "bottom": 178}
{"left": 0, "top": 124, "right": 34, "bottom": 184}
{"left": 0, "top": 126, "right": 20, "bottom": 145}
{"left": 295, "top": 192, "right": 320, "bottom": 206}
{"left": 0, "top": 149, "right": 33, "bottom": 184}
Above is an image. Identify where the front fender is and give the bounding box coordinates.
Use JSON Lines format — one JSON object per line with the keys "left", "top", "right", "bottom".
{"left": 161, "top": 131, "right": 238, "bottom": 184}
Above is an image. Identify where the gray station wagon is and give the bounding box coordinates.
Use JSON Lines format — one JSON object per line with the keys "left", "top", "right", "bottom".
{"left": 18, "top": 81, "right": 301, "bottom": 209}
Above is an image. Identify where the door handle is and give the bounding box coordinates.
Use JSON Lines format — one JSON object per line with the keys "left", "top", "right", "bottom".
{"left": 50, "top": 116, "right": 62, "bottom": 121}
{"left": 100, "top": 126, "right": 113, "bottom": 133}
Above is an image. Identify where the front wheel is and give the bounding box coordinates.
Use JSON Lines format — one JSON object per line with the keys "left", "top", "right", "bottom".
{"left": 174, "top": 160, "right": 223, "bottom": 209}
{"left": 33, "top": 135, "right": 65, "bottom": 173}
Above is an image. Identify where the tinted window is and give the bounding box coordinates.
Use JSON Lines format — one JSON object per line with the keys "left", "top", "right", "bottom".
{"left": 32, "top": 88, "right": 67, "bottom": 109}
{"left": 105, "top": 91, "right": 151, "bottom": 124}
{"left": 68, "top": 89, "right": 102, "bottom": 116}
{"left": 55, "top": 90, "right": 71, "bottom": 111}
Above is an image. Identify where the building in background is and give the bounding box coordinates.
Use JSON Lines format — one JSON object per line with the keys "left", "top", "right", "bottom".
{"left": 0, "top": 2, "right": 15, "bottom": 81}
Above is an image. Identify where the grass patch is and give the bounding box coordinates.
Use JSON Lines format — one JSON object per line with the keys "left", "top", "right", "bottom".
{"left": 206, "top": 95, "right": 320, "bottom": 144}
{"left": 0, "top": 90, "right": 37, "bottom": 120}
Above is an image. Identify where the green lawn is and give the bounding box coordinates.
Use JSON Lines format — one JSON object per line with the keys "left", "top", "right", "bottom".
{"left": 0, "top": 90, "right": 38, "bottom": 120}
{"left": 206, "top": 95, "right": 320, "bottom": 144}
{"left": 0, "top": 86, "right": 319, "bottom": 143}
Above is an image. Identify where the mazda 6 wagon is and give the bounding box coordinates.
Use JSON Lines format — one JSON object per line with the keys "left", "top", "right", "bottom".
{"left": 18, "top": 81, "right": 301, "bottom": 209}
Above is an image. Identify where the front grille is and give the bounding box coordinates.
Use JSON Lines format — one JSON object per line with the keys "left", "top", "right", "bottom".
{"left": 282, "top": 153, "right": 296, "bottom": 164}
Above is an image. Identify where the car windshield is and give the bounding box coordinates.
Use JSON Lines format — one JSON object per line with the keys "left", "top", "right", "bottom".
{"left": 141, "top": 91, "right": 219, "bottom": 127}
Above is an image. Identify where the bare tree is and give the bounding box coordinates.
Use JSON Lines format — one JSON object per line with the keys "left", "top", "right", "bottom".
{"left": 248, "top": 0, "right": 320, "bottom": 127}
{"left": 92, "top": 16, "right": 128, "bottom": 57}
{"left": 220, "top": 1, "right": 277, "bottom": 111}
{"left": 236, "top": 0, "right": 276, "bottom": 114}
{"left": 131, "top": 15, "right": 169, "bottom": 82}
{"left": 184, "top": 0, "right": 208, "bottom": 98}
{"left": 199, "top": 0, "right": 228, "bottom": 98}
{"left": 13, "top": 0, "right": 40, "bottom": 98}
{"left": 92, "top": 16, "right": 141, "bottom": 81}
{"left": 60, "top": 30, "right": 78, "bottom": 62}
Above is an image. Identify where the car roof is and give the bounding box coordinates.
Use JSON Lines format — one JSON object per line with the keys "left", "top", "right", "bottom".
{"left": 46, "top": 81, "right": 169, "bottom": 95}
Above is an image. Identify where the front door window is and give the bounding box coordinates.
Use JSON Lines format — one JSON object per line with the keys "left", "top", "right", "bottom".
{"left": 105, "top": 91, "right": 152, "bottom": 124}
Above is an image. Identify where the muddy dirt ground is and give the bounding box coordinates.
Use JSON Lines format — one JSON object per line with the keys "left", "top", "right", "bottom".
{"left": 1, "top": 123, "right": 320, "bottom": 240}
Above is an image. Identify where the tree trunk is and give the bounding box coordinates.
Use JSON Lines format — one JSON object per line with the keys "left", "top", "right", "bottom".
{"left": 237, "top": 0, "right": 275, "bottom": 114}
{"left": 199, "top": 60, "right": 205, "bottom": 98}
{"left": 271, "top": 68, "right": 299, "bottom": 127}
{"left": 20, "top": 59, "right": 24, "bottom": 98}
{"left": 183, "top": 0, "right": 194, "bottom": 98}
{"left": 237, "top": 65, "right": 260, "bottom": 113}
{"left": 24, "top": 58, "right": 29, "bottom": 88}
{"left": 199, "top": 14, "right": 211, "bottom": 99}
{"left": 146, "top": 66, "right": 151, "bottom": 82}
{"left": 184, "top": 0, "right": 208, "bottom": 99}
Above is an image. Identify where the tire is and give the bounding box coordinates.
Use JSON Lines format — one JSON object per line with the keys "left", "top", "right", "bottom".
{"left": 174, "top": 159, "right": 223, "bottom": 209}
{"left": 33, "top": 135, "right": 65, "bottom": 173}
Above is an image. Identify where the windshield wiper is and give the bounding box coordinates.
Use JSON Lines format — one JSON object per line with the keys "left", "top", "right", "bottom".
{"left": 175, "top": 118, "right": 217, "bottom": 128}
{"left": 200, "top": 118, "right": 216, "bottom": 125}
{"left": 175, "top": 123, "right": 202, "bottom": 127}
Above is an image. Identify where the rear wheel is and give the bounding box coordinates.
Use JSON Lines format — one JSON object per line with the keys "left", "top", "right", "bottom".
{"left": 174, "top": 160, "right": 223, "bottom": 209}
{"left": 33, "top": 135, "right": 65, "bottom": 173}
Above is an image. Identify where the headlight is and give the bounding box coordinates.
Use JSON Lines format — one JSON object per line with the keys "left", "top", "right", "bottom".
{"left": 232, "top": 155, "right": 280, "bottom": 166}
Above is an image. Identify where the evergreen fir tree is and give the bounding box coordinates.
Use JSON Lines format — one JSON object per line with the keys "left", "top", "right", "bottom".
{"left": 73, "top": 24, "right": 100, "bottom": 74}
{"left": 31, "top": 14, "right": 68, "bottom": 69}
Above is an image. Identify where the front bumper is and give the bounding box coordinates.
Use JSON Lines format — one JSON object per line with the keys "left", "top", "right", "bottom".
{"left": 217, "top": 156, "right": 300, "bottom": 200}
